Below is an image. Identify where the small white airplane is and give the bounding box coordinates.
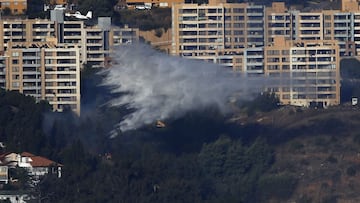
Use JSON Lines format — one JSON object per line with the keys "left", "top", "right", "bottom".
{"left": 65, "top": 11, "right": 92, "bottom": 20}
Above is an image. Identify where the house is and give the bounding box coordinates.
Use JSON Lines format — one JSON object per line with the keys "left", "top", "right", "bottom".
{"left": 18, "top": 152, "right": 62, "bottom": 178}
{"left": 0, "top": 152, "right": 63, "bottom": 183}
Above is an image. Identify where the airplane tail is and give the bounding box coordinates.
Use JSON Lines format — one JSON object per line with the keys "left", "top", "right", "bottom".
{"left": 86, "top": 11, "right": 93, "bottom": 19}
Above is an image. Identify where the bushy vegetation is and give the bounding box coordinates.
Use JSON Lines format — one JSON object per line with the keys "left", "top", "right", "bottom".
{"left": 258, "top": 173, "right": 297, "bottom": 201}
{"left": 241, "top": 92, "right": 280, "bottom": 116}
{"left": 77, "top": 0, "right": 118, "bottom": 18}
{"left": 0, "top": 67, "right": 299, "bottom": 202}
{"left": 0, "top": 89, "right": 51, "bottom": 154}
{"left": 114, "top": 8, "right": 171, "bottom": 31}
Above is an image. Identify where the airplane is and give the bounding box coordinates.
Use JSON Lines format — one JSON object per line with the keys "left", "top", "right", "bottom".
{"left": 65, "top": 11, "right": 92, "bottom": 20}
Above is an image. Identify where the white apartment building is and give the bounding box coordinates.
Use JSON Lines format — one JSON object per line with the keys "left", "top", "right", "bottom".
{"left": 172, "top": 0, "right": 265, "bottom": 62}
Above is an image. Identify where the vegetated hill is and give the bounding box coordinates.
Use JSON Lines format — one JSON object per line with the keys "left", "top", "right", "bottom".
{"left": 232, "top": 105, "right": 360, "bottom": 202}
{"left": 2, "top": 65, "right": 360, "bottom": 202}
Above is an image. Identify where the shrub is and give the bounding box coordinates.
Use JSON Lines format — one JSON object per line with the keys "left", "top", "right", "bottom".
{"left": 258, "top": 173, "right": 297, "bottom": 200}
{"left": 326, "top": 155, "right": 338, "bottom": 164}
{"left": 353, "top": 133, "right": 360, "bottom": 144}
{"left": 289, "top": 141, "right": 304, "bottom": 152}
{"left": 346, "top": 166, "right": 357, "bottom": 176}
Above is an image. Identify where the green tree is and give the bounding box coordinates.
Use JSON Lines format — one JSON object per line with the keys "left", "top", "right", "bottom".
{"left": 198, "top": 136, "right": 274, "bottom": 202}
{"left": 258, "top": 173, "right": 297, "bottom": 201}
{"left": 242, "top": 92, "right": 280, "bottom": 116}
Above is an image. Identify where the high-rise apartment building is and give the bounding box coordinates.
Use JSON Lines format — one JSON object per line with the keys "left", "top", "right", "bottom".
{"left": 264, "top": 1, "right": 360, "bottom": 57}
{"left": 172, "top": 0, "right": 343, "bottom": 107}
{"left": 264, "top": 37, "right": 340, "bottom": 107}
{"left": 172, "top": 0, "right": 264, "bottom": 61}
{"left": 293, "top": 11, "right": 324, "bottom": 41}
{"left": 265, "top": 2, "right": 292, "bottom": 45}
{"left": 0, "top": 16, "right": 139, "bottom": 114}
{"left": 0, "top": 20, "right": 57, "bottom": 52}
{"left": 5, "top": 42, "right": 81, "bottom": 114}
{"left": 0, "top": 18, "right": 139, "bottom": 68}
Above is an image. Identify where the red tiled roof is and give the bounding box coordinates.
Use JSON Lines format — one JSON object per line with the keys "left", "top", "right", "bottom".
{"left": 30, "top": 156, "right": 61, "bottom": 167}
{"left": 21, "top": 152, "right": 63, "bottom": 167}
{"left": 20, "top": 152, "right": 36, "bottom": 157}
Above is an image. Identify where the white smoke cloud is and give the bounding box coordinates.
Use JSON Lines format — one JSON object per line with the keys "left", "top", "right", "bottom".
{"left": 101, "top": 44, "right": 271, "bottom": 135}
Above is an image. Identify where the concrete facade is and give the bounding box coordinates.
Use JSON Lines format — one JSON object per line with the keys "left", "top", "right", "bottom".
{"left": 5, "top": 42, "right": 81, "bottom": 114}
{"left": 172, "top": 0, "right": 345, "bottom": 107}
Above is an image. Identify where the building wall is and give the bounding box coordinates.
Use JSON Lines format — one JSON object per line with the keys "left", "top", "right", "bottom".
{"left": 264, "top": 37, "right": 340, "bottom": 107}
{"left": 172, "top": 3, "right": 225, "bottom": 58}
{"left": 139, "top": 28, "right": 171, "bottom": 53}
{"left": 264, "top": 2, "right": 359, "bottom": 57}
{"left": 0, "top": 56, "right": 6, "bottom": 88}
{"left": 341, "top": 0, "right": 360, "bottom": 12}
{"left": 0, "top": 19, "right": 139, "bottom": 68}
{"left": 172, "top": 1, "right": 341, "bottom": 107}
{"left": 43, "top": 45, "right": 81, "bottom": 114}
{"left": 265, "top": 2, "right": 292, "bottom": 45}
{"left": 0, "top": 19, "right": 56, "bottom": 52}
{"left": 0, "top": 18, "right": 139, "bottom": 114}
{"left": 172, "top": 2, "right": 264, "bottom": 61}
{"left": 0, "top": 166, "right": 8, "bottom": 184}
{"left": 5, "top": 42, "right": 81, "bottom": 114}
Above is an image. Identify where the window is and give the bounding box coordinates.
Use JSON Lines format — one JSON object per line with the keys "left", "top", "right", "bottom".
{"left": 282, "top": 50, "right": 289, "bottom": 55}
{"left": 12, "top": 66, "right": 19, "bottom": 72}
{"left": 233, "top": 8, "right": 244, "bottom": 13}
{"left": 12, "top": 75, "right": 19, "bottom": 80}
{"left": 12, "top": 82, "right": 19, "bottom": 88}
{"left": 267, "top": 50, "right": 279, "bottom": 55}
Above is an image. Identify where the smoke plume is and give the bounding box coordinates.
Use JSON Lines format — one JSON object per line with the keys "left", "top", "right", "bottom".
{"left": 101, "top": 44, "right": 270, "bottom": 135}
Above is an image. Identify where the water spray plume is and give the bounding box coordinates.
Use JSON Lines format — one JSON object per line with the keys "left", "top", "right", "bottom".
{"left": 101, "top": 44, "right": 272, "bottom": 136}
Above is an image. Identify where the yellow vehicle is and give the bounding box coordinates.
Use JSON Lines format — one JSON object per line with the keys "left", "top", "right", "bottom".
{"left": 156, "top": 120, "right": 166, "bottom": 128}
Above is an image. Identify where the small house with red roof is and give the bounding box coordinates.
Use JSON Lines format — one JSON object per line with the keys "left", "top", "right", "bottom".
{"left": 0, "top": 152, "right": 62, "bottom": 183}
{"left": 18, "top": 152, "right": 62, "bottom": 179}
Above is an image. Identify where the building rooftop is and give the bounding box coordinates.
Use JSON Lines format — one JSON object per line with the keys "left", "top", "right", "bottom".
{"left": 20, "top": 152, "right": 63, "bottom": 167}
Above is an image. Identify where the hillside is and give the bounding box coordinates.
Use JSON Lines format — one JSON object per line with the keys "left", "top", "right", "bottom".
{"left": 230, "top": 105, "right": 360, "bottom": 202}
{"left": 1, "top": 65, "right": 360, "bottom": 202}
